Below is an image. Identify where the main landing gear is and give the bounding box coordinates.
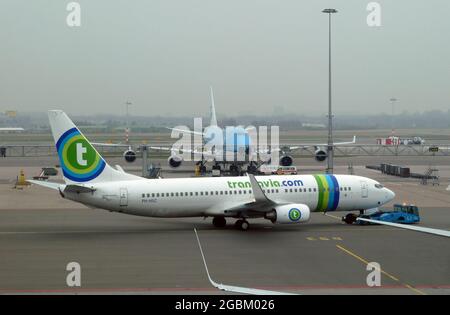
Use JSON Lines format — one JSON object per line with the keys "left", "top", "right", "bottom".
{"left": 234, "top": 219, "right": 250, "bottom": 231}
{"left": 212, "top": 217, "right": 250, "bottom": 231}
{"left": 212, "top": 216, "right": 226, "bottom": 228}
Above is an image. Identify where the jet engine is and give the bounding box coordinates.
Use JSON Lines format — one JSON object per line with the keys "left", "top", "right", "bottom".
{"left": 123, "top": 150, "right": 136, "bottom": 163}
{"left": 314, "top": 148, "right": 327, "bottom": 162}
{"left": 168, "top": 155, "right": 183, "bottom": 168}
{"left": 265, "top": 204, "right": 311, "bottom": 224}
{"left": 280, "top": 155, "right": 293, "bottom": 167}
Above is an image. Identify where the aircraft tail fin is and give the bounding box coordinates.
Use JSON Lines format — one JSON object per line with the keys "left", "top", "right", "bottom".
{"left": 209, "top": 86, "right": 218, "bottom": 126}
{"left": 48, "top": 110, "right": 140, "bottom": 184}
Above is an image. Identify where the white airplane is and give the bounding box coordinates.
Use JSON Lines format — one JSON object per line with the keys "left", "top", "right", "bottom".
{"left": 0, "top": 127, "right": 24, "bottom": 132}
{"left": 28, "top": 110, "right": 394, "bottom": 231}
{"left": 152, "top": 87, "right": 356, "bottom": 174}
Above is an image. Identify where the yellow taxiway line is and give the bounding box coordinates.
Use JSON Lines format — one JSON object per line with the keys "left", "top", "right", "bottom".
{"left": 336, "top": 244, "right": 426, "bottom": 295}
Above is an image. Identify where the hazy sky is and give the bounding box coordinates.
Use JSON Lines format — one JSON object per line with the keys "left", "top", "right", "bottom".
{"left": 1, "top": 0, "right": 449, "bottom": 117}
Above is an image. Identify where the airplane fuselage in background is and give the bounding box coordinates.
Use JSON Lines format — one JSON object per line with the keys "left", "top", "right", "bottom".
{"left": 203, "top": 125, "right": 250, "bottom": 155}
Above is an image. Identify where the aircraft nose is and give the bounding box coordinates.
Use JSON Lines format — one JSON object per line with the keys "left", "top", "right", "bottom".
{"left": 385, "top": 188, "right": 395, "bottom": 201}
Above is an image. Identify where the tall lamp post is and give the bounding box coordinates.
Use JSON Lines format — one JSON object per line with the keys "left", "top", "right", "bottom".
{"left": 322, "top": 8, "right": 338, "bottom": 174}
{"left": 125, "top": 101, "right": 132, "bottom": 144}
{"left": 390, "top": 97, "right": 397, "bottom": 136}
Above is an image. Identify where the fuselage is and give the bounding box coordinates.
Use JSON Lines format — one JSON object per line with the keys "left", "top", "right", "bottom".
{"left": 64, "top": 174, "right": 395, "bottom": 218}
{"left": 204, "top": 125, "right": 250, "bottom": 155}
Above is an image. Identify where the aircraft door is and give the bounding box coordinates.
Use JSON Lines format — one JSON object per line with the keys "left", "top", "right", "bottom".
{"left": 120, "top": 188, "right": 128, "bottom": 206}
{"left": 360, "top": 181, "right": 368, "bottom": 198}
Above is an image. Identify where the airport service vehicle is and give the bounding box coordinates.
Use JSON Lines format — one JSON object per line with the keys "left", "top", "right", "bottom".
{"left": 29, "top": 110, "right": 395, "bottom": 231}
{"left": 376, "top": 136, "right": 425, "bottom": 146}
{"left": 343, "top": 204, "right": 420, "bottom": 225}
{"left": 259, "top": 165, "right": 297, "bottom": 175}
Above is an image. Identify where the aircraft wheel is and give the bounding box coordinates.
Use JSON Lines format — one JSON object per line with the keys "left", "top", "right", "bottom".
{"left": 343, "top": 213, "right": 357, "bottom": 225}
{"left": 212, "top": 217, "right": 226, "bottom": 228}
{"left": 235, "top": 219, "right": 250, "bottom": 231}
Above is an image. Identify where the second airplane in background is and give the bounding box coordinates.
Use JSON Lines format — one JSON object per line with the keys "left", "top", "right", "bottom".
{"left": 151, "top": 87, "right": 356, "bottom": 175}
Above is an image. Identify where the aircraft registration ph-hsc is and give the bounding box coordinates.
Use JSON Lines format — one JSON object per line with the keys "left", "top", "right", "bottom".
{"left": 29, "top": 110, "right": 395, "bottom": 231}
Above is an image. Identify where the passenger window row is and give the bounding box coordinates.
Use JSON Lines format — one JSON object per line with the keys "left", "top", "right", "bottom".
{"left": 142, "top": 190, "right": 254, "bottom": 198}
{"left": 141, "top": 186, "right": 349, "bottom": 198}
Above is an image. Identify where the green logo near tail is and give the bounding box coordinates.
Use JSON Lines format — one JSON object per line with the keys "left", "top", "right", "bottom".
{"left": 56, "top": 128, "right": 105, "bottom": 182}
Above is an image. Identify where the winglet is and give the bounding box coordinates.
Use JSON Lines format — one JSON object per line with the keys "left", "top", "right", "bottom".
{"left": 248, "top": 173, "right": 270, "bottom": 203}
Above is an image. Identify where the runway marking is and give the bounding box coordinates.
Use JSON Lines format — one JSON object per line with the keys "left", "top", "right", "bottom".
{"left": 324, "top": 213, "right": 342, "bottom": 220}
{"left": 336, "top": 244, "right": 426, "bottom": 295}
{"left": 306, "top": 236, "right": 343, "bottom": 241}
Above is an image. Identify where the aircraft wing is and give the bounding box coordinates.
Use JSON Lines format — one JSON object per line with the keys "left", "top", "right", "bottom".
{"left": 356, "top": 218, "right": 450, "bottom": 238}
{"left": 91, "top": 142, "right": 131, "bottom": 148}
{"left": 166, "top": 127, "right": 205, "bottom": 136}
{"left": 204, "top": 174, "right": 277, "bottom": 216}
{"left": 287, "top": 135, "right": 356, "bottom": 151}
{"left": 149, "top": 146, "right": 217, "bottom": 159}
{"left": 194, "top": 229, "right": 298, "bottom": 295}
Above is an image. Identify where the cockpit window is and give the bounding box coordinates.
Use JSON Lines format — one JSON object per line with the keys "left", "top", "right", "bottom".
{"left": 375, "top": 184, "right": 384, "bottom": 189}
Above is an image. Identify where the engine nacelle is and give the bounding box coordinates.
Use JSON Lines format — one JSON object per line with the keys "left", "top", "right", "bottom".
{"left": 314, "top": 148, "right": 327, "bottom": 162}
{"left": 265, "top": 204, "right": 311, "bottom": 224}
{"left": 123, "top": 150, "right": 136, "bottom": 163}
{"left": 280, "top": 155, "right": 293, "bottom": 166}
{"left": 168, "top": 155, "right": 183, "bottom": 168}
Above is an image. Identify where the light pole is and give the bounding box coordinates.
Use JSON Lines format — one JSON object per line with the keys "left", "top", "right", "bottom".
{"left": 390, "top": 97, "right": 397, "bottom": 136}
{"left": 322, "top": 8, "right": 338, "bottom": 174}
{"left": 125, "top": 101, "right": 132, "bottom": 144}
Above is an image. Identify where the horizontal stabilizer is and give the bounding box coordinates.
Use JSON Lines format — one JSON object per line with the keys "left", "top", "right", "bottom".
{"left": 27, "top": 180, "right": 62, "bottom": 191}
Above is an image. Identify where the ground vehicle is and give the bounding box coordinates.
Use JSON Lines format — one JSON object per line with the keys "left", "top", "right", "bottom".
{"left": 259, "top": 165, "right": 298, "bottom": 175}
{"left": 343, "top": 204, "right": 420, "bottom": 225}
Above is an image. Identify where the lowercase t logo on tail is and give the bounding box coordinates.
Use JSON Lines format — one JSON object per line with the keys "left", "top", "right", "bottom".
{"left": 56, "top": 128, "right": 105, "bottom": 182}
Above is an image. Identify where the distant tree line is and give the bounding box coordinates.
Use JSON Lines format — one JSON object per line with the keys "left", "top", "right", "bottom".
{"left": 2, "top": 109, "right": 450, "bottom": 132}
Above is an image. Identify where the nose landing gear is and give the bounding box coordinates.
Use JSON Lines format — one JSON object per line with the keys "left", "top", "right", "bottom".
{"left": 343, "top": 213, "right": 358, "bottom": 225}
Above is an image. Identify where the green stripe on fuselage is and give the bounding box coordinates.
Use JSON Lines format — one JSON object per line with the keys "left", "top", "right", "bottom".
{"left": 313, "top": 175, "right": 323, "bottom": 211}
{"left": 314, "top": 174, "right": 330, "bottom": 212}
